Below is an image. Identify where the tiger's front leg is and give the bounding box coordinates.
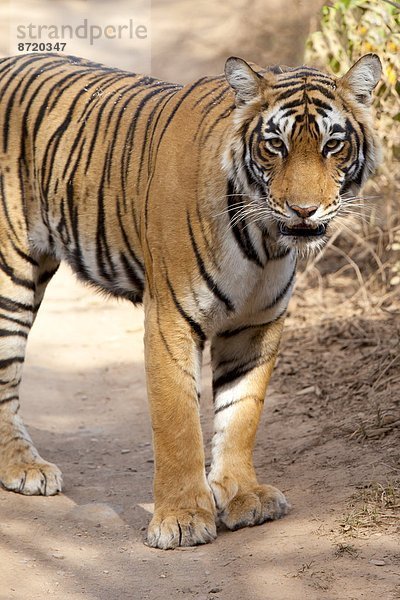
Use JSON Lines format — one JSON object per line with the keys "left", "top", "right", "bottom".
{"left": 144, "top": 295, "right": 216, "bottom": 549}
{"left": 208, "top": 316, "right": 289, "bottom": 530}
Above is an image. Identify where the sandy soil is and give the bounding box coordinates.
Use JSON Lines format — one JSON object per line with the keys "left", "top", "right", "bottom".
{"left": 0, "top": 264, "right": 399, "bottom": 600}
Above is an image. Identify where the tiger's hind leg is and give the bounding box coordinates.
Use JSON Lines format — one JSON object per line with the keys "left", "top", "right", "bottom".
{"left": 0, "top": 253, "right": 62, "bottom": 495}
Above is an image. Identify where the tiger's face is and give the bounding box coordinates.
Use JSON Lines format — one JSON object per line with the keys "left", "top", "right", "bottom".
{"left": 224, "top": 55, "right": 382, "bottom": 252}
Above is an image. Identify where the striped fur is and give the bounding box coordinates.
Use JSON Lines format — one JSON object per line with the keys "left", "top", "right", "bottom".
{"left": 0, "top": 53, "right": 381, "bottom": 548}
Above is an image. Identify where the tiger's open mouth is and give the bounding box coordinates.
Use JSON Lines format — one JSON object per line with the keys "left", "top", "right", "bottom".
{"left": 278, "top": 222, "right": 327, "bottom": 237}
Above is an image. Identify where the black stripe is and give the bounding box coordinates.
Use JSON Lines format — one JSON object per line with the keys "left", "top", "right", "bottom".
{"left": 192, "top": 80, "right": 226, "bottom": 108}
{"left": 187, "top": 213, "right": 234, "bottom": 312}
{"left": 0, "top": 314, "right": 30, "bottom": 328}
{"left": 166, "top": 274, "right": 206, "bottom": 343}
{"left": 277, "top": 68, "right": 330, "bottom": 79}
{"left": 11, "top": 243, "right": 39, "bottom": 267}
{"left": 217, "top": 309, "right": 287, "bottom": 338}
{"left": 0, "top": 53, "right": 54, "bottom": 104}
{"left": 0, "top": 357, "right": 25, "bottom": 369}
{"left": 200, "top": 86, "right": 230, "bottom": 115}
{"left": 0, "top": 295, "right": 33, "bottom": 313}
{"left": 84, "top": 76, "right": 152, "bottom": 175}
{"left": 272, "top": 75, "right": 332, "bottom": 89}
{"left": 37, "top": 267, "right": 59, "bottom": 286}
{"left": 0, "top": 329, "right": 28, "bottom": 338}
{"left": 0, "top": 250, "right": 35, "bottom": 291}
{"left": 136, "top": 87, "right": 179, "bottom": 194}
{"left": 306, "top": 83, "right": 335, "bottom": 99}
{"left": 0, "top": 56, "right": 22, "bottom": 78}
{"left": 40, "top": 72, "right": 109, "bottom": 196}
{"left": 3, "top": 60, "right": 63, "bottom": 152}
{"left": 18, "top": 60, "right": 67, "bottom": 107}
{"left": 213, "top": 355, "right": 267, "bottom": 391}
{"left": 115, "top": 200, "right": 144, "bottom": 273}
{"left": 195, "top": 204, "right": 218, "bottom": 270}
{"left": 95, "top": 143, "right": 116, "bottom": 281}
{"left": 119, "top": 252, "right": 145, "bottom": 294}
{"left": 275, "top": 86, "right": 304, "bottom": 101}
{"left": 200, "top": 105, "right": 234, "bottom": 144}
{"left": 0, "top": 173, "right": 20, "bottom": 241}
{"left": 156, "top": 306, "right": 197, "bottom": 382}
{"left": 310, "top": 97, "right": 333, "bottom": 111}
{"left": 32, "top": 69, "right": 97, "bottom": 142}
{"left": 227, "top": 180, "right": 263, "bottom": 268}
{"left": 355, "top": 121, "right": 369, "bottom": 185}
{"left": 276, "top": 98, "right": 304, "bottom": 111}
{"left": 121, "top": 84, "right": 177, "bottom": 195}
{"left": 155, "top": 78, "right": 208, "bottom": 154}
{"left": 104, "top": 76, "right": 155, "bottom": 132}
{"left": 19, "top": 69, "right": 86, "bottom": 172}
{"left": 0, "top": 379, "right": 20, "bottom": 387}
{"left": 215, "top": 395, "right": 263, "bottom": 414}
{"left": 144, "top": 80, "right": 206, "bottom": 230}
{"left": 65, "top": 181, "right": 90, "bottom": 280}
{"left": 315, "top": 107, "right": 327, "bottom": 118}
{"left": 263, "top": 267, "right": 296, "bottom": 311}
{"left": 145, "top": 89, "right": 181, "bottom": 186}
{"left": 0, "top": 395, "right": 19, "bottom": 405}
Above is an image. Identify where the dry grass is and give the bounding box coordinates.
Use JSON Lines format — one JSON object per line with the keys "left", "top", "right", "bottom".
{"left": 303, "top": 1, "right": 400, "bottom": 317}
{"left": 339, "top": 481, "right": 400, "bottom": 536}
{"left": 334, "top": 543, "right": 359, "bottom": 558}
{"left": 296, "top": 187, "right": 400, "bottom": 312}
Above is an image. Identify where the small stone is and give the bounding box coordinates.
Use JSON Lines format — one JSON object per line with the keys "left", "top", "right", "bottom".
{"left": 209, "top": 588, "right": 222, "bottom": 594}
{"left": 51, "top": 552, "right": 65, "bottom": 560}
{"left": 103, "top": 570, "right": 109, "bottom": 574}
{"left": 121, "top": 449, "right": 131, "bottom": 454}
{"left": 369, "top": 559, "right": 386, "bottom": 566}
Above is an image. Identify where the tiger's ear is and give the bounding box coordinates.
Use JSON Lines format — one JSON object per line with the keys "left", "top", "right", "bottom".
{"left": 225, "top": 57, "right": 265, "bottom": 104}
{"left": 339, "top": 54, "right": 382, "bottom": 104}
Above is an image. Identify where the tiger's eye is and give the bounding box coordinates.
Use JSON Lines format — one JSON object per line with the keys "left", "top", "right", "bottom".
{"left": 325, "top": 139, "right": 341, "bottom": 150}
{"left": 269, "top": 138, "right": 284, "bottom": 149}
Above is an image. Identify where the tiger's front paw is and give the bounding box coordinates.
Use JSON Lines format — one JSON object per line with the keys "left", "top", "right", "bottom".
{"left": 146, "top": 507, "right": 217, "bottom": 549}
{"left": 210, "top": 476, "right": 289, "bottom": 531}
{"left": 0, "top": 460, "right": 63, "bottom": 496}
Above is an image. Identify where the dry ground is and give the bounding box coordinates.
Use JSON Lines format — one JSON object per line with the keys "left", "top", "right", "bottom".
{"left": 0, "top": 262, "right": 399, "bottom": 600}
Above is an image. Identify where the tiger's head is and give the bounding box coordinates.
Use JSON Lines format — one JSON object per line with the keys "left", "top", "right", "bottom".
{"left": 223, "top": 54, "right": 382, "bottom": 252}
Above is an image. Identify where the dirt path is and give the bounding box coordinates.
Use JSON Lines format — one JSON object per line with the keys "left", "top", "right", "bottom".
{"left": 0, "top": 266, "right": 398, "bottom": 600}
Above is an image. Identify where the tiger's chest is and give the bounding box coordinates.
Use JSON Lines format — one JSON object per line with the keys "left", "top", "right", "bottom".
{"left": 190, "top": 245, "right": 296, "bottom": 337}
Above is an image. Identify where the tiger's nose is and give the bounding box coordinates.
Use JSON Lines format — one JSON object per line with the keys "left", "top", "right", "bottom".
{"left": 288, "top": 204, "right": 319, "bottom": 219}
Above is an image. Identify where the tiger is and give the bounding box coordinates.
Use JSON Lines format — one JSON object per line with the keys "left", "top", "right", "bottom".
{"left": 0, "top": 52, "right": 381, "bottom": 549}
